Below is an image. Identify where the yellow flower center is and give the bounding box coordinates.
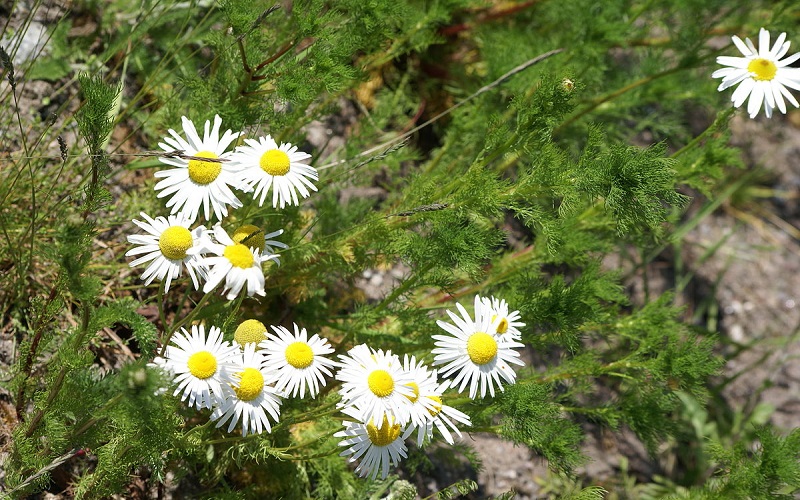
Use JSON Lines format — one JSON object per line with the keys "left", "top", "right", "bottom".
{"left": 158, "top": 225, "right": 193, "bottom": 260}
{"left": 404, "top": 382, "right": 420, "bottom": 403}
{"left": 260, "top": 149, "right": 291, "bottom": 176}
{"left": 187, "top": 351, "right": 217, "bottom": 379}
{"left": 496, "top": 318, "right": 509, "bottom": 335}
{"left": 234, "top": 367, "right": 264, "bottom": 401}
{"left": 285, "top": 342, "right": 314, "bottom": 368}
{"left": 366, "top": 415, "right": 401, "bottom": 446}
{"left": 466, "top": 332, "right": 498, "bottom": 365}
{"left": 187, "top": 150, "right": 222, "bottom": 184}
{"left": 427, "top": 395, "right": 443, "bottom": 417}
{"left": 223, "top": 243, "right": 254, "bottom": 269}
{"left": 367, "top": 369, "right": 394, "bottom": 397}
{"left": 232, "top": 224, "right": 265, "bottom": 252}
{"left": 747, "top": 58, "right": 777, "bottom": 81}
{"left": 234, "top": 319, "right": 268, "bottom": 345}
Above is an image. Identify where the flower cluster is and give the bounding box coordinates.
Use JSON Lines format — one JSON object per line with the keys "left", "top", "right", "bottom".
{"left": 153, "top": 321, "right": 336, "bottom": 436}
{"left": 713, "top": 27, "right": 800, "bottom": 119}
{"left": 128, "top": 115, "right": 528, "bottom": 481}
{"left": 333, "top": 294, "right": 525, "bottom": 480}
{"left": 126, "top": 114, "right": 313, "bottom": 299}
{"left": 149, "top": 293, "right": 524, "bottom": 479}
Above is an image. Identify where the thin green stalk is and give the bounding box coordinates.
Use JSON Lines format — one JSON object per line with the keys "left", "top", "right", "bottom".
{"left": 161, "top": 290, "right": 215, "bottom": 355}
{"left": 670, "top": 107, "right": 736, "bottom": 159}
{"left": 554, "top": 64, "right": 687, "bottom": 134}
{"left": 71, "top": 394, "right": 125, "bottom": 439}
{"left": 372, "top": 262, "right": 434, "bottom": 314}
{"left": 285, "top": 448, "right": 342, "bottom": 461}
{"left": 24, "top": 300, "right": 94, "bottom": 438}
{"left": 157, "top": 280, "right": 168, "bottom": 340}
{"left": 271, "top": 401, "right": 341, "bottom": 432}
{"left": 318, "top": 49, "right": 564, "bottom": 171}
{"left": 277, "top": 430, "right": 339, "bottom": 453}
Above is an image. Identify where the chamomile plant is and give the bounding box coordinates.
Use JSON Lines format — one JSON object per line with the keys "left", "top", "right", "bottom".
{"left": 9, "top": 2, "right": 793, "bottom": 499}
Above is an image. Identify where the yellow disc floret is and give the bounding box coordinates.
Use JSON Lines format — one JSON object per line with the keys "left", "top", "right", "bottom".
{"left": 187, "top": 351, "right": 217, "bottom": 379}
{"left": 404, "top": 382, "right": 420, "bottom": 403}
{"left": 223, "top": 243, "right": 255, "bottom": 269}
{"left": 285, "top": 342, "right": 314, "bottom": 368}
{"left": 158, "top": 225, "right": 193, "bottom": 260}
{"left": 496, "top": 318, "right": 509, "bottom": 335}
{"left": 187, "top": 150, "right": 222, "bottom": 184}
{"left": 426, "top": 395, "right": 443, "bottom": 417}
{"left": 366, "top": 415, "right": 401, "bottom": 446}
{"left": 232, "top": 224, "right": 265, "bottom": 252}
{"left": 367, "top": 369, "right": 395, "bottom": 397}
{"left": 234, "top": 319, "right": 268, "bottom": 345}
{"left": 260, "top": 149, "right": 291, "bottom": 176}
{"left": 466, "top": 332, "right": 498, "bottom": 365}
{"left": 234, "top": 367, "right": 264, "bottom": 401}
{"left": 748, "top": 58, "right": 777, "bottom": 81}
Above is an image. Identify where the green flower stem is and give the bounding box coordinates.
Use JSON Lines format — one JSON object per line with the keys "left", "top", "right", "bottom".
{"left": 467, "top": 425, "right": 502, "bottom": 433}
{"left": 183, "top": 418, "right": 216, "bottom": 438}
{"left": 160, "top": 290, "right": 215, "bottom": 356}
{"left": 226, "top": 287, "right": 247, "bottom": 323}
{"left": 286, "top": 448, "right": 342, "bottom": 461}
{"left": 670, "top": 107, "right": 736, "bottom": 159}
{"left": 14, "top": 283, "right": 62, "bottom": 418}
{"left": 278, "top": 430, "right": 340, "bottom": 453}
{"left": 157, "top": 280, "right": 168, "bottom": 344}
{"left": 71, "top": 394, "right": 125, "bottom": 439}
{"left": 373, "top": 261, "right": 434, "bottom": 315}
{"left": 535, "top": 359, "right": 645, "bottom": 384}
{"left": 204, "top": 431, "right": 264, "bottom": 445}
{"left": 272, "top": 401, "right": 341, "bottom": 432}
{"left": 554, "top": 64, "right": 688, "bottom": 135}
{"left": 25, "top": 300, "right": 94, "bottom": 438}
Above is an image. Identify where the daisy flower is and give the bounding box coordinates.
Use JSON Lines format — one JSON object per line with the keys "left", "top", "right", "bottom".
{"left": 154, "top": 115, "right": 243, "bottom": 222}
{"left": 125, "top": 211, "right": 208, "bottom": 293}
{"left": 482, "top": 296, "right": 525, "bottom": 342}
{"left": 399, "top": 355, "right": 441, "bottom": 444}
{"left": 231, "top": 223, "right": 288, "bottom": 265}
{"left": 212, "top": 342, "right": 282, "bottom": 436}
{"left": 418, "top": 380, "right": 472, "bottom": 446}
{"left": 153, "top": 324, "right": 238, "bottom": 409}
{"left": 432, "top": 295, "right": 525, "bottom": 399}
{"left": 336, "top": 345, "right": 415, "bottom": 429}
{"left": 712, "top": 28, "right": 800, "bottom": 119}
{"left": 201, "top": 224, "right": 279, "bottom": 300}
{"left": 335, "top": 405, "right": 414, "bottom": 480}
{"left": 260, "top": 323, "right": 337, "bottom": 398}
{"left": 229, "top": 135, "right": 318, "bottom": 209}
{"left": 234, "top": 319, "right": 269, "bottom": 346}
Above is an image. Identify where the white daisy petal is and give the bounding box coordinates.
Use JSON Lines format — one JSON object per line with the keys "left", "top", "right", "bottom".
{"left": 731, "top": 35, "right": 753, "bottom": 57}
{"left": 748, "top": 82, "right": 764, "bottom": 118}
{"left": 758, "top": 28, "right": 770, "bottom": 58}
{"left": 731, "top": 77, "right": 755, "bottom": 108}
{"left": 771, "top": 32, "right": 787, "bottom": 58}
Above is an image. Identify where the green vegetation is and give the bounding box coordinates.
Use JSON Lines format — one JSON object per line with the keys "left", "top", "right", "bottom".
{"left": 1, "top": 0, "right": 799, "bottom": 498}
